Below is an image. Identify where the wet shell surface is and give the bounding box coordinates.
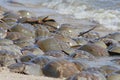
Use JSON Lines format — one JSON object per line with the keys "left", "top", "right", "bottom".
{"left": 10, "top": 23, "right": 35, "bottom": 38}
{"left": 18, "top": 10, "right": 35, "bottom": 18}
{"left": 30, "top": 56, "right": 56, "bottom": 68}
{"left": 6, "top": 32, "right": 26, "bottom": 40}
{"left": 70, "top": 50, "right": 95, "bottom": 60}
{"left": 67, "top": 71, "right": 106, "bottom": 80}
{"left": 44, "top": 50, "right": 67, "bottom": 58}
{"left": 79, "top": 43, "right": 109, "bottom": 57}
{"left": 108, "top": 45, "right": 120, "bottom": 55}
{"left": 8, "top": 62, "right": 43, "bottom": 76}
{"left": 36, "top": 37, "right": 70, "bottom": 52}
{"left": 57, "top": 24, "right": 80, "bottom": 38}
{"left": 0, "top": 28, "right": 7, "bottom": 39}
{"left": 107, "top": 32, "right": 120, "bottom": 42}
{"left": 107, "top": 73, "right": 120, "bottom": 80}
{"left": 0, "top": 50, "right": 21, "bottom": 66}
{"left": 42, "top": 59, "right": 79, "bottom": 78}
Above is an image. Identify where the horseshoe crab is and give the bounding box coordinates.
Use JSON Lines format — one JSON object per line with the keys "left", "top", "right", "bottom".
{"left": 8, "top": 62, "right": 43, "bottom": 76}
{"left": 57, "top": 24, "right": 80, "bottom": 38}
{"left": 36, "top": 37, "right": 70, "bottom": 52}
{"left": 0, "top": 50, "right": 20, "bottom": 66}
{"left": 3, "top": 11, "right": 19, "bottom": 19}
{"left": 70, "top": 50, "right": 95, "bottom": 60}
{"left": 37, "top": 16, "right": 59, "bottom": 30}
{"left": 20, "top": 16, "right": 59, "bottom": 32}
{"left": 0, "top": 45, "right": 22, "bottom": 59}
{"left": 73, "top": 37, "right": 88, "bottom": 46}
{"left": 54, "top": 34, "right": 78, "bottom": 47}
{"left": 34, "top": 24, "right": 50, "bottom": 40}
{"left": 111, "top": 58, "right": 120, "bottom": 65}
{"left": 108, "top": 45, "right": 120, "bottom": 55}
{"left": 21, "top": 46, "right": 44, "bottom": 55}
{"left": 67, "top": 71, "right": 106, "bottom": 80}
{"left": 2, "top": 18, "right": 17, "bottom": 26}
{"left": 10, "top": 23, "right": 35, "bottom": 38}
{"left": 0, "top": 20, "right": 10, "bottom": 30}
{"left": 100, "top": 65, "right": 119, "bottom": 76}
{"left": 82, "top": 31, "right": 100, "bottom": 39}
{"left": 0, "top": 5, "right": 7, "bottom": 14}
{"left": 107, "top": 73, "right": 120, "bottom": 80}
{"left": 79, "top": 43, "right": 109, "bottom": 57}
{"left": 6, "top": 32, "right": 25, "bottom": 40}
{"left": 2, "top": 12, "right": 18, "bottom": 26}
{"left": 70, "top": 60, "right": 88, "bottom": 71}
{"left": 42, "top": 59, "right": 79, "bottom": 78}
{"left": 0, "top": 38, "right": 13, "bottom": 45}
{"left": 102, "top": 38, "right": 118, "bottom": 52}
{"left": 13, "top": 37, "right": 35, "bottom": 48}
{"left": 18, "top": 10, "right": 35, "bottom": 18}
{"left": 107, "top": 32, "right": 120, "bottom": 42}
{"left": 30, "top": 55, "right": 56, "bottom": 68}
{"left": 0, "top": 28, "right": 7, "bottom": 39}
{"left": 92, "top": 40, "right": 107, "bottom": 49}
{"left": 20, "top": 54, "right": 36, "bottom": 62}
{"left": 44, "top": 50, "right": 67, "bottom": 58}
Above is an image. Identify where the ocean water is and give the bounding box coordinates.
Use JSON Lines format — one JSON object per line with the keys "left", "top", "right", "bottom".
{"left": 0, "top": 0, "right": 120, "bottom": 69}
{"left": 1, "top": 0, "right": 120, "bottom": 30}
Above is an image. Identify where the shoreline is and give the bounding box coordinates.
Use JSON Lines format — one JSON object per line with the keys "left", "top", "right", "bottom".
{"left": 0, "top": 2, "right": 120, "bottom": 80}
{"left": 0, "top": 68, "right": 63, "bottom": 80}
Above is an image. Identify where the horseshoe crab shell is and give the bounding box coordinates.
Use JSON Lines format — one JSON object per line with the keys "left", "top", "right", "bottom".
{"left": 67, "top": 71, "right": 106, "bottom": 80}
{"left": 57, "top": 24, "right": 80, "bottom": 38}
{"left": 79, "top": 43, "right": 109, "bottom": 57}
{"left": 18, "top": 10, "right": 35, "bottom": 18}
{"left": 42, "top": 59, "right": 79, "bottom": 78}
{"left": 11, "top": 23, "right": 35, "bottom": 38}
{"left": 36, "top": 37, "right": 70, "bottom": 52}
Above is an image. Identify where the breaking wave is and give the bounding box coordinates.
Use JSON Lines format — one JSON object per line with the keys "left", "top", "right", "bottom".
{"left": 1, "top": 0, "right": 120, "bottom": 30}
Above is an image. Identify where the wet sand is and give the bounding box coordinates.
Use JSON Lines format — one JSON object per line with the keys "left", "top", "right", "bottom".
{"left": 0, "top": 68, "right": 63, "bottom": 80}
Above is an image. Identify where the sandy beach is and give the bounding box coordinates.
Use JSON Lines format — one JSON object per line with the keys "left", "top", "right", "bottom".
{"left": 0, "top": 68, "right": 63, "bottom": 80}
{"left": 0, "top": 0, "right": 120, "bottom": 80}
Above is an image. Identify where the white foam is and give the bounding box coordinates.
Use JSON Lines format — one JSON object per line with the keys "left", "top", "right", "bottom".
{"left": 37, "top": 0, "right": 120, "bottom": 30}
{"left": 74, "top": 10, "right": 120, "bottom": 30}
{"left": 2, "top": 0, "right": 120, "bottom": 30}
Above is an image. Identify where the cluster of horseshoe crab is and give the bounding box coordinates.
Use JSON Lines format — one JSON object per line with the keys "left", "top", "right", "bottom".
{"left": 0, "top": 6, "right": 120, "bottom": 80}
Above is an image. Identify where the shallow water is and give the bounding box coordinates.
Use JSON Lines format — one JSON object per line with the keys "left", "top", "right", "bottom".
{"left": 1, "top": 0, "right": 120, "bottom": 30}
{"left": 86, "top": 57, "right": 120, "bottom": 69}
{"left": 0, "top": 0, "right": 120, "bottom": 75}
